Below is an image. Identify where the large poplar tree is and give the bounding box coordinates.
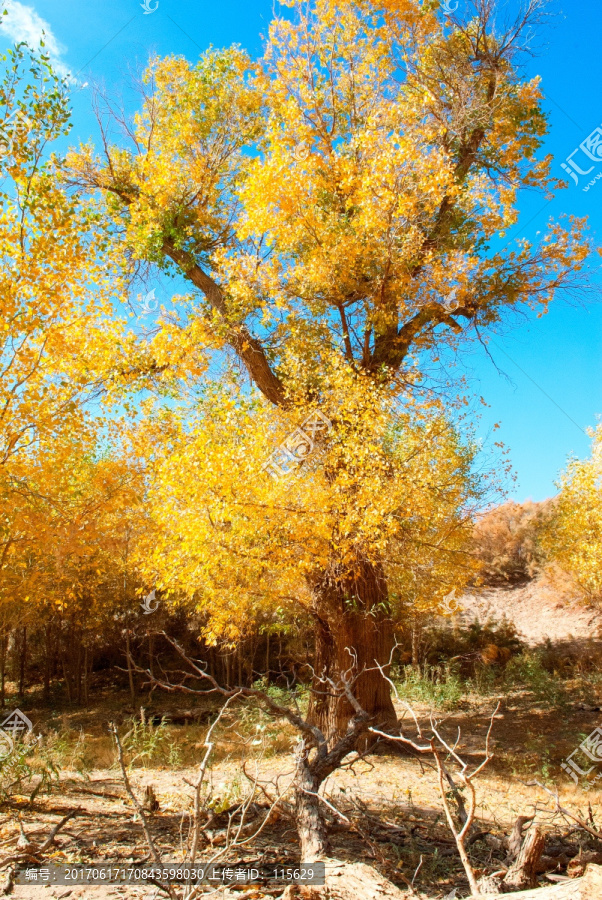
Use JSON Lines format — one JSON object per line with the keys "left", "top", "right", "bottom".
{"left": 69, "top": 0, "right": 590, "bottom": 735}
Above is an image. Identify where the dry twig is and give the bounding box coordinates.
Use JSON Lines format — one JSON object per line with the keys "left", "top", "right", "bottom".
{"left": 370, "top": 699, "right": 501, "bottom": 896}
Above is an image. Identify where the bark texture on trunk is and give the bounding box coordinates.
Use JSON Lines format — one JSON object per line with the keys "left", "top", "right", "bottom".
{"left": 43, "top": 622, "right": 53, "bottom": 703}
{"left": 0, "top": 630, "right": 8, "bottom": 708}
{"left": 18, "top": 626, "right": 26, "bottom": 698}
{"left": 291, "top": 700, "right": 370, "bottom": 864}
{"left": 308, "top": 559, "right": 397, "bottom": 740}
{"left": 503, "top": 826, "right": 545, "bottom": 891}
{"left": 295, "top": 749, "right": 328, "bottom": 861}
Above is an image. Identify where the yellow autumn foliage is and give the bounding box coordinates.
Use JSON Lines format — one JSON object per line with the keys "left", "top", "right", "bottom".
{"left": 133, "top": 362, "right": 485, "bottom": 644}
{"left": 542, "top": 424, "right": 602, "bottom": 600}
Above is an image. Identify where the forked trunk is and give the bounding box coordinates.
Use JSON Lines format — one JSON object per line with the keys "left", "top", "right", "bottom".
{"left": 307, "top": 558, "right": 397, "bottom": 740}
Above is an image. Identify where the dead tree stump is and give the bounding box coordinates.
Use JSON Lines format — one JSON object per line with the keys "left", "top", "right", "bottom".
{"left": 506, "top": 816, "right": 535, "bottom": 861}
{"left": 143, "top": 784, "right": 159, "bottom": 812}
{"left": 503, "top": 826, "right": 545, "bottom": 891}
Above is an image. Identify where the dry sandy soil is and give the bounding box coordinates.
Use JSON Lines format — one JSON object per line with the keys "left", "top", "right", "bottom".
{"left": 455, "top": 578, "right": 602, "bottom": 645}
{"left": 3, "top": 581, "right": 602, "bottom": 900}
{"left": 5, "top": 687, "right": 602, "bottom": 900}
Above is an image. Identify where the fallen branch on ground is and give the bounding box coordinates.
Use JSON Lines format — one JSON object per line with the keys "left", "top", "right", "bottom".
{"left": 467, "top": 862, "right": 602, "bottom": 899}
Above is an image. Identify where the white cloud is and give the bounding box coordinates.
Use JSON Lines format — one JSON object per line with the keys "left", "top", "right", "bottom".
{"left": 0, "top": 1, "right": 72, "bottom": 80}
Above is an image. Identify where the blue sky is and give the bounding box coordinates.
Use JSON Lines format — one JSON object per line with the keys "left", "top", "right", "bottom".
{"left": 1, "top": 0, "right": 601, "bottom": 502}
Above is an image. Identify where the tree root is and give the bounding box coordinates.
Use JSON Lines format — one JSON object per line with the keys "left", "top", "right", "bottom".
{"left": 467, "top": 862, "right": 602, "bottom": 898}
{"left": 281, "top": 858, "right": 409, "bottom": 900}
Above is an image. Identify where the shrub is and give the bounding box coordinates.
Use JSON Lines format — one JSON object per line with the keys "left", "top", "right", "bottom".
{"left": 410, "top": 619, "right": 524, "bottom": 679}
{"left": 472, "top": 500, "right": 554, "bottom": 584}
{"left": 116, "top": 717, "right": 182, "bottom": 768}
{"left": 394, "top": 662, "right": 464, "bottom": 710}
{"left": 503, "top": 651, "right": 566, "bottom": 705}
{"left": 0, "top": 733, "right": 60, "bottom": 803}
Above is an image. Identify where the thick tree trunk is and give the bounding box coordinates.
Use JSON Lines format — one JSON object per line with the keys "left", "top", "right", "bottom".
{"left": 295, "top": 749, "right": 328, "bottom": 860}
{"left": 504, "top": 826, "right": 546, "bottom": 891}
{"left": 307, "top": 559, "right": 397, "bottom": 740}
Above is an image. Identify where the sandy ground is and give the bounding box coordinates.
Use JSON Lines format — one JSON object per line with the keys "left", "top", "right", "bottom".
{"left": 6, "top": 688, "right": 602, "bottom": 900}
{"left": 454, "top": 579, "right": 602, "bottom": 645}
{"left": 5, "top": 579, "right": 602, "bottom": 899}
{"left": 7, "top": 752, "right": 602, "bottom": 899}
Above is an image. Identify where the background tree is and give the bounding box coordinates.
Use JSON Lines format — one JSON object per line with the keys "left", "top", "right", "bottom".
{"left": 68, "top": 0, "right": 590, "bottom": 733}
{"left": 131, "top": 373, "right": 488, "bottom": 737}
{"left": 0, "top": 422, "right": 147, "bottom": 705}
{"left": 0, "top": 43, "right": 140, "bottom": 706}
{"left": 541, "top": 423, "right": 602, "bottom": 602}
{"left": 0, "top": 44, "right": 128, "bottom": 476}
{"left": 472, "top": 499, "right": 553, "bottom": 584}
